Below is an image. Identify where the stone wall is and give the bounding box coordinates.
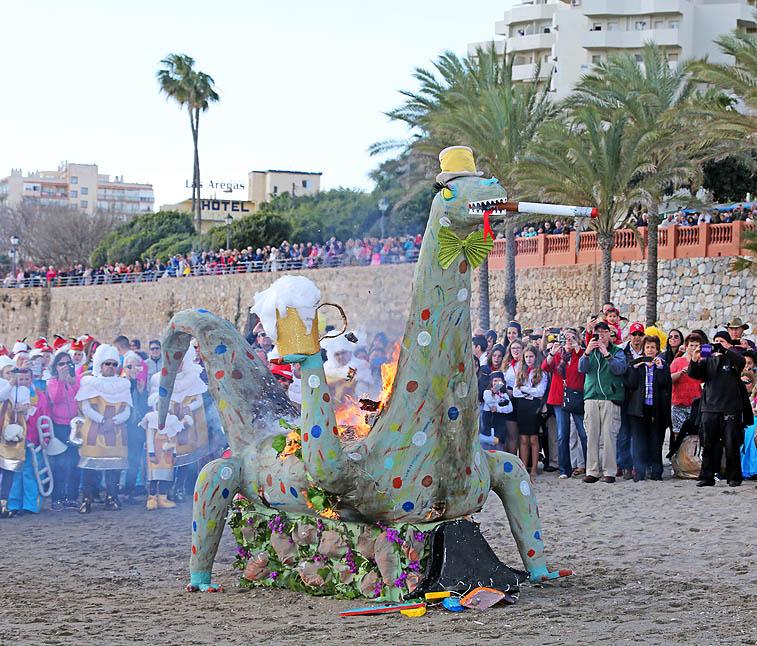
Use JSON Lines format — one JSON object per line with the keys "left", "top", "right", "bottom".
{"left": 471, "top": 256, "right": 756, "bottom": 336}
{"left": 0, "top": 257, "right": 753, "bottom": 346}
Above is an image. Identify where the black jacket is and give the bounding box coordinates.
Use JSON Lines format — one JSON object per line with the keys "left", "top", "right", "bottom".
{"left": 687, "top": 348, "right": 746, "bottom": 414}
{"left": 625, "top": 358, "right": 672, "bottom": 430}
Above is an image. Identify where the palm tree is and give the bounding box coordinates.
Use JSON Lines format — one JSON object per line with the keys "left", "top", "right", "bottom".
{"left": 689, "top": 29, "right": 757, "bottom": 156}
{"left": 374, "top": 44, "right": 557, "bottom": 325}
{"left": 157, "top": 54, "right": 219, "bottom": 232}
{"left": 517, "top": 108, "right": 667, "bottom": 305}
{"left": 566, "top": 43, "right": 698, "bottom": 325}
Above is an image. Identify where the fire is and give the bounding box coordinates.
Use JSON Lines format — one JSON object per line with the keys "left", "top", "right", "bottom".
{"left": 279, "top": 429, "right": 301, "bottom": 462}
{"left": 333, "top": 343, "right": 401, "bottom": 438}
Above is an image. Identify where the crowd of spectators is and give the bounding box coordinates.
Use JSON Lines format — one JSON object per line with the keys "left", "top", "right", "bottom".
{"left": 2, "top": 234, "right": 424, "bottom": 288}
{"left": 473, "top": 306, "right": 757, "bottom": 486}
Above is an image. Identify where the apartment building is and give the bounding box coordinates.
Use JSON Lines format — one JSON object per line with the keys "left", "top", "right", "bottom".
{"left": 0, "top": 162, "right": 154, "bottom": 217}
{"left": 470, "top": 0, "right": 757, "bottom": 98}
{"left": 248, "top": 169, "right": 322, "bottom": 206}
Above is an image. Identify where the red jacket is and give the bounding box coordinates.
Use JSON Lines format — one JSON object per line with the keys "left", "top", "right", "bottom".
{"left": 542, "top": 349, "right": 586, "bottom": 407}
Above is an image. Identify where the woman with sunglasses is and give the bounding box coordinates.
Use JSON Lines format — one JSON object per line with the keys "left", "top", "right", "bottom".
{"left": 74, "top": 344, "right": 132, "bottom": 514}
{"left": 661, "top": 329, "right": 684, "bottom": 365}
{"left": 47, "top": 352, "right": 82, "bottom": 510}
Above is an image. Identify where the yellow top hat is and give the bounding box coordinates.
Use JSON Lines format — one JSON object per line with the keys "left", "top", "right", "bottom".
{"left": 436, "top": 146, "right": 484, "bottom": 183}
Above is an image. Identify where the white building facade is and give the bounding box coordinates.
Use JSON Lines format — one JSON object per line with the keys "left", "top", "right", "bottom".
{"left": 470, "top": 0, "right": 757, "bottom": 99}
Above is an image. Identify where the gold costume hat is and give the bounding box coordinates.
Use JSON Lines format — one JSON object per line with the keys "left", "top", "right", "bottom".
{"left": 436, "top": 146, "right": 484, "bottom": 184}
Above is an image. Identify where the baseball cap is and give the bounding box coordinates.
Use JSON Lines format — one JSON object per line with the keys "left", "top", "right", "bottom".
{"left": 594, "top": 321, "right": 611, "bottom": 331}
{"left": 629, "top": 322, "right": 645, "bottom": 335}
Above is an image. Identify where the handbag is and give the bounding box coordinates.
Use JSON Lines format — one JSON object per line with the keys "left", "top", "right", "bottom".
{"left": 563, "top": 379, "right": 584, "bottom": 415}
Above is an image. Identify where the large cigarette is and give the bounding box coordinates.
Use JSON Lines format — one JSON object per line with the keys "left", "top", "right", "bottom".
{"left": 507, "top": 202, "right": 597, "bottom": 218}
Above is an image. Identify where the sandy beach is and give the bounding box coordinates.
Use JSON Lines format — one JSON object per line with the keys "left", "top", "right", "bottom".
{"left": 0, "top": 472, "right": 755, "bottom": 646}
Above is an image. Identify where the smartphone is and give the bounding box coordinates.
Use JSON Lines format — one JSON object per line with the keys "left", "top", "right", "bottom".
{"left": 549, "top": 327, "right": 560, "bottom": 335}
{"left": 68, "top": 364, "right": 76, "bottom": 378}
{"left": 700, "top": 344, "right": 712, "bottom": 358}
{"left": 592, "top": 333, "right": 599, "bottom": 341}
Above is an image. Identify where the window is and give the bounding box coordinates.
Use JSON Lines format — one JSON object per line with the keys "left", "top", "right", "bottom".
{"left": 70, "top": 190, "right": 77, "bottom": 198}
{"left": 273, "top": 186, "right": 278, "bottom": 194}
{"left": 592, "top": 23, "right": 601, "bottom": 31}
{"left": 302, "top": 179, "right": 312, "bottom": 189}
{"left": 543, "top": 54, "right": 549, "bottom": 63}
{"left": 607, "top": 22, "right": 618, "bottom": 31}
{"left": 669, "top": 21, "right": 679, "bottom": 29}
{"left": 592, "top": 55, "right": 601, "bottom": 64}
{"left": 654, "top": 21, "right": 663, "bottom": 29}
{"left": 80, "top": 200, "right": 88, "bottom": 208}
{"left": 71, "top": 176, "right": 78, "bottom": 184}
{"left": 635, "top": 21, "right": 646, "bottom": 30}
{"left": 635, "top": 54, "right": 643, "bottom": 62}
{"left": 668, "top": 53, "right": 679, "bottom": 62}
{"left": 81, "top": 186, "right": 88, "bottom": 195}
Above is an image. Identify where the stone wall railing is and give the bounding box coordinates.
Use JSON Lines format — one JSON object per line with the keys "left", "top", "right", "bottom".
{"left": 488, "top": 222, "right": 753, "bottom": 270}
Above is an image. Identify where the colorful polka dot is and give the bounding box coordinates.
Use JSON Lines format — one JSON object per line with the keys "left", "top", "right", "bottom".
{"left": 308, "top": 375, "right": 321, "bottom": 389}
{"left": 266, "top": 474, "right": 273, "bottom": 487}
{"left": 161, "top": 367, "right": 168, "bottom": 376}
{"left": 322, "top": 393, "right": 330, "bottom": 402}
{"left": 534, "top": 531, "right": 541, "bottom": 540}
{"left": 215, "top": 370, "right": 225, "bottom": 379}
{"left": 527, "top": 549, "right": 535, "bottom": 558}
{"left": 280, "top": 482, "right": 286, "bottom": 494}
{"left": 390, "top": 422, "right": 399, "bottom": 431}
{"left": 207, "top": 519, "right": 216, "bottom": 531}
{"left": 421, "top": 475, "right": 433, "bottom": 487}
{"left": 417, "top": 331, "right": 432, "bottom": 347}
{"left": 503, "top": 461, "right": 514, "bottom": 473}
{"left": 194, "top": 492, "right": 198, "bottom": 502}
{"left": 218, "top": 400, "right": 227, "bottom": 411}
{"left": 459, "top": 259, "right": 468, "bottom": 273}
{"left": 192, "top": 545, "right": 197, "bottom": 554}
{"left": 402, "top": 501, "right": 415, "bottom": 512}
{"left": 311, "top": 425, "right": 322, "bottom": 439}
{"left": 392, "top": 477, "right": 402, "bottom": 489}
{"left": 198, "top": 472, "right": 207, "bottom": 484}
{"left": 303, "top": 432, "right": 309, "bottom": 442}
{"left": 192, "top": 521, "right": 197, "bottom": 532}
{"left": 326, "top": 449, "right": 336, "bottom": 460}
{"left": 448, "top": 406, "right": 459, "bottom": 420}
{"left": 519, "top": 480, "right": 531, "bottom": 497}
{"left": 221, "top": 488, "right": 229, "bottom": 499}
{"left": 197, "top": 308, "right": 209, "bottom": 313}
{"left": 159, "top": 386, "right": 167, "bottom": 397}
{"left": 214, "top": 344, "right": 227, "bottom": 354}
{"left": 290, "top": 487, "right": 298, "bottom": 498}
{"left": 332, "top": 426, "right": 338, "bottom": 435}
{"left": 458, "top": 362, "right": 465, "bottom": 373}
{"left": 465, "top": 466, "right": 472, "bottom": 476}
{"left": 456, "top": 288, "right": 468, "bottom": 302}
{"left": 231, "top": 369, "right": 243, "bottom": 379}
{"left": 412, "top": 431, "right": 427, "bottom": 446}
{"left": 406, "top": 381, "right": 418, "bottom": 392}
{"left": 421, "top": 309, "right": 430, "bottom": 321}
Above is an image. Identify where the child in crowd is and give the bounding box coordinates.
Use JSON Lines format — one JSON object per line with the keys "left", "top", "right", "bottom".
{"left": 513, "top": 346, "right": 548, "bottom": 476}
{"left": 481, "top": 371, "right": 513, "bottom": 449}
{"left": 139, "top": 401, "right": 183, "bottom": 510}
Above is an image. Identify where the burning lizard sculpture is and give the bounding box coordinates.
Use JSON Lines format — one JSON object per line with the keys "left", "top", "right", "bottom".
{"left": 158, "top": 146, "right": 595, "bottom": 593}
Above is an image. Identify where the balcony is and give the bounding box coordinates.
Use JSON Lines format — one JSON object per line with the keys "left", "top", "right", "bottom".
{"left": 582, "top": 27, "right": 682, "bottom": 49}
{"left": 582, "top": 0, "right": 685, "bottom": 17}
{"left": 512, "top": 62, "right": 553, "bottom": 81}
{"left": 501, "top": 2, "right": 558, "bottom": 29}
{"left": 506, "top": 31, "right": 556, "bottom": 53}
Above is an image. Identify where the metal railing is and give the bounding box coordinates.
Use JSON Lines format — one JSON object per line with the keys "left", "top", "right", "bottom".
{"left": 1, "top": 249, "right": 421, "bottom": 288}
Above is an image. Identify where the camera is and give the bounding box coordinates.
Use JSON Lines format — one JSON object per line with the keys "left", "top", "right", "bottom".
{"left": 68, "top": 364, "right": 76, "bottom": 378}
{"left": 700, "top": 344, "right": 713, "bottom": 358}
{"left": 549, "top": 327, "right": 560, "bottom": 335}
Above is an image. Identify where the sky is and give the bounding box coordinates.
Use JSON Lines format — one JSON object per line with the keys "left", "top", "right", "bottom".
{"left": 1, "top": 0, "right": 516, "bottom": 208}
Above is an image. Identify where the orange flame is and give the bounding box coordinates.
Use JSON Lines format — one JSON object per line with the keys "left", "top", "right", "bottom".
{"left": 333, "top": 343, "right": 401, "bottom": 438}
{"left": 279, "top": 429, "right": 301, "bottom": 462}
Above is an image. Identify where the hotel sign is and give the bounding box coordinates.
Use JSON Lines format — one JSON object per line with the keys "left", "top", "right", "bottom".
{"left": 200, "top": 199, "right": 253, "bottom": 214}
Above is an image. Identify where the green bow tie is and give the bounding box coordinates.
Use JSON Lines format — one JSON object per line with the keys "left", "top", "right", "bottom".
{"left": 437, "top": 226, "right": 494, "bottom": 270}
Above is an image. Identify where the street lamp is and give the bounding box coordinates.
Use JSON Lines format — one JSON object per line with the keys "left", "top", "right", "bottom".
{"left": 225, "top": 214, "right": 233, "bottom": 250}
{"left": 9, "top": 235, "right": 19, "bottom": 278}
{"left": 378, "top": 198, "right": 390, "bottom": 239}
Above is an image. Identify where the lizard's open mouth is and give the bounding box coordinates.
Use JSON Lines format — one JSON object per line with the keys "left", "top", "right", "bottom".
{"left": 468, "top": 199, "right": 513, "bottom": 215}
